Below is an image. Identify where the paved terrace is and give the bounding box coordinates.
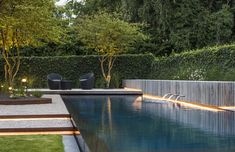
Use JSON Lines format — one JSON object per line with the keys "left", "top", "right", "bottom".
{"left": 0, "top": 94, "right": 82, "bottom": 152}
{"left": 0, "top": 95, "right": 69, "bottom": 117}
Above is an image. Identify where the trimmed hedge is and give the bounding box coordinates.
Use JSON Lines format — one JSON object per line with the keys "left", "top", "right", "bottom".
{"left": 0, "top": 54, "right": 154, "bottom": 88}
{"left": 152, "top": 44, "right": 235, "bottom": 81}
{"left": 1, "top": 44, "right": 235, "bottom": 88}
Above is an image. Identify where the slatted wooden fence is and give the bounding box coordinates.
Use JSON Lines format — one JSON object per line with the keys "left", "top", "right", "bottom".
{"left": 123, "top": 80, "right": 235, "bottom": 106}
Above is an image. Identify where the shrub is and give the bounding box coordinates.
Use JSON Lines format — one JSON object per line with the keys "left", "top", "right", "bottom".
{"left": 31, "top": 91, "right": 43, "bottom": 98}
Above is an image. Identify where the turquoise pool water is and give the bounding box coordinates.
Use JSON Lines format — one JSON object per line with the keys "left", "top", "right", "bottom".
{"left": 62, "top": 95, "right": 235, "bottom": 152}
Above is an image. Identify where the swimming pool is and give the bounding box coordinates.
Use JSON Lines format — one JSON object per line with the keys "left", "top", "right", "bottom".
{"left": 62, "top": 95, "right": 235, "bottom": 152}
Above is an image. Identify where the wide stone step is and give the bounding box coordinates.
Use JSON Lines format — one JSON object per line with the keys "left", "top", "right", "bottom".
{"left": 0, "top": 119, "right": 73, "bottom": 129}
{"left": 0, "top": 119, "right": 80, "bottom": 135}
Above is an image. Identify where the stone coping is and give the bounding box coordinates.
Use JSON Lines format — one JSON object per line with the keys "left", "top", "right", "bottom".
{"left": 28, "top": 88, "right": 143, "bottom": 95}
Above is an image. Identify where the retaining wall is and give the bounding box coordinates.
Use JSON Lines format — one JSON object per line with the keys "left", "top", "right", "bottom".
{"left": 123, "top": 80, "right": 235, "bottom": 106}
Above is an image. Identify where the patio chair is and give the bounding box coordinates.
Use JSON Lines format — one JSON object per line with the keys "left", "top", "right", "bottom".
{"left": 79, "top": 72, "right": 95, "bottom": 89}
{"left": 47, "top": 73, "right": 62, "bottom": 90}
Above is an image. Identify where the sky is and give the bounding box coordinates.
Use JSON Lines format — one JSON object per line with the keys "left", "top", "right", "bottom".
{"left": 55, "top": 0, "right": 68, "bottom": 6}
{"left": 55, "top": 0, "right": 81, "bottom": 6}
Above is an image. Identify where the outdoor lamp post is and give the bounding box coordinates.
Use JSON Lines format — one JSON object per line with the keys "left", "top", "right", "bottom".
{"left": 21, "top": 78, "right": 28, "bottom": 96}
{"left": 8, "top": 86, "right": 13, "bottom": 97}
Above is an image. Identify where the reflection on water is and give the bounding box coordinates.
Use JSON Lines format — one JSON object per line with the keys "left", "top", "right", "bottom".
{"left": 63, "top": 95, "right": 235, "bottom": 152}
{"left": 143, "top": 101, "right": 235, "bottom": 136}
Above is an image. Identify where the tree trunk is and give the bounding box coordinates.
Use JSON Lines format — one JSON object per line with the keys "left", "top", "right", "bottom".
{"left": 0, "top": 29, "right": 21, "bottom": 88}
{"left": 99, "top": 55, "right": 116, "bottom": 88}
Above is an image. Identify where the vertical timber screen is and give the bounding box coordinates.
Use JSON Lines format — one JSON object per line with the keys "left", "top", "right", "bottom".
{"left": 123, "top": 80, "right": 235, "bottom": 106}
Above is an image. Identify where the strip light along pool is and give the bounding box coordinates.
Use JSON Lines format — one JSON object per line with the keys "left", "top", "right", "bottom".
{"left": 143, "top": 94, "right": 224, "bottom": 112}
{"left": 0, "top": 130, "right": 80, "bottom": 136}
{"left": 0, "top": 117, "right": 71, "bottom": 121}
{"left": 124, "top": 87, "right": 142, "bottom": 91}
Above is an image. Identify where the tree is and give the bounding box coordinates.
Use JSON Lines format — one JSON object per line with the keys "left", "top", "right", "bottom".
{"left": 0, "top": 0, "right": 63, "bottom": 87}
{"left": 77, "top": 0, "right": 235, "bottom": 55}
{"left": 76, "top": 12, "right": 147, "bottom": 88}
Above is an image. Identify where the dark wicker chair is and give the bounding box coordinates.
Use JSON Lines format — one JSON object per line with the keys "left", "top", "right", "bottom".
{"left": 79, "top": 73, "right": 95, "bottom": 89}
{"left": 47, "top": 73, "right": 62, "bottom": 90}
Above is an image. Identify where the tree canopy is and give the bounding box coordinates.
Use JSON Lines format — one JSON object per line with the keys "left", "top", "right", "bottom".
{"left": 3, "top": 0, "right": 234, "bottom": 57}
{"left": 0, "top": 0, "right": 63, "bottom": 87}
{"left": 73, "top": 0, "right": 235, "bottom": 55}
{"left": 76, "top": 11, "right": 147, "bottom": 87}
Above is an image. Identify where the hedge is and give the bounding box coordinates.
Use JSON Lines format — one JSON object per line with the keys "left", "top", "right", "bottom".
{"left": 1, "top": 44, "right": 235, "bottom": 88}
{"left": 0, "top": 54, "right": 155, "bottom": 88}
{"left": 152, "top": 44, "right": 235, "bottom": 81}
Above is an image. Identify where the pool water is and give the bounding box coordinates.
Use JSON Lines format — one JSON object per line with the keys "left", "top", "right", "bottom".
{"left": 62, "top": 95, "right": 235, "bottom": 152}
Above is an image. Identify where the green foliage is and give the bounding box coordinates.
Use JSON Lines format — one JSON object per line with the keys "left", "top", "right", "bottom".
{"left": 76, "top": 0, "right": 235, "bottom": 55}
{"left": 31, "top": 91, "right": 43, "bottom": 98}
{"left": 0, "top": 135, "right": 64, "bottom": 152}
{"left": 1, "top": 44, "right": 235, "bottom": 88}
{"left": 76, "top": 11, "right": 147, "bottom": 87}
{"left": 152, "top": 44, "right": 235, "bottom": 81}
{"left": 95, "top": 77, "right": 106, "bottom": 88}
{"left": 76, "top": 11, "right": 147, "bottom": 55}
{"left": 11, "top": 0, "right": 234, "bottom": 57}
{"left": 0, "top": 81, "right": 9, "bottom": 95}
{"left": 0, "top": 0, "right": 64, "bottom": 87}
{"left": 110, "top": 72, "right": 121, "bottom": 88}
{"left": 0, "top": 79, "right": 29, "bottom": 98}
{"left": 0, "top": 54, "right": 154, "bottom": 88}
{"left": 0, "top": 0, "right": 63, "bottom": 48}
{"left": 12, "top": 86, "right": 26, "bottom": 98}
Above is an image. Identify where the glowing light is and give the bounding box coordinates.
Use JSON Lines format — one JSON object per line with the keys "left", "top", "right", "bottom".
{"left": 0, "top": 117, "right": 71, "bottom": 121}
{"left": 8, "top": 87, "right": 12, "bottom": 90}
{"left": 219, "top": 106, "right": 235, "bottom": 112}
{"left": 124, "top": 87, "right": 142, "bottom": 92}
{"left": 1, "top": 85, "right": 3, "bottom": 88}
{"left": 0, "top": 131, "right": 80, "bottom": 136}
{"left": 143, "top": 94, "right": 223, "bottom": 112}
{"left": 21, "top": 78, "right": 27, "bottom": 83}
{"left": 132, "top": 96, "right": 143, "bottom": 110}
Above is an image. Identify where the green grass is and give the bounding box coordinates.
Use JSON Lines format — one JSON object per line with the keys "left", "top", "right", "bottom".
{"left": 0, "top": 135, "right": 64, "bottom": 152}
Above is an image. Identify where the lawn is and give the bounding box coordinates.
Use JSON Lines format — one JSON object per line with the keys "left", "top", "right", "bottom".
{"left": 0, "top": 135, "right": 64, "bottom": 152}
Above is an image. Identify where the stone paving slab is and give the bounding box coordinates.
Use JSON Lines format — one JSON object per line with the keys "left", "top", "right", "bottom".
{"left": 0, "top": 119, "right": 73, "bottom": 129}
{"left": 0, "top": 95, "right": 69, "bottom": 116}
{"left": 63, "top": 135, "right": 80, "bottom": 152}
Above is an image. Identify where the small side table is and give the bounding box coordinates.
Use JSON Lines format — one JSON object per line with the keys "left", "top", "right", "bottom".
{"left": 61, "top": 80, "right": 73, "bottom": 90}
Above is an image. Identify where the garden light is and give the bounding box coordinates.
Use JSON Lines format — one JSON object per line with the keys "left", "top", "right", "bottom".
{"left": 21, "top": 78, "right": 28, "bottom": 96}
{"left": 21, "top": 78, "right": 27, "bottom": 83}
